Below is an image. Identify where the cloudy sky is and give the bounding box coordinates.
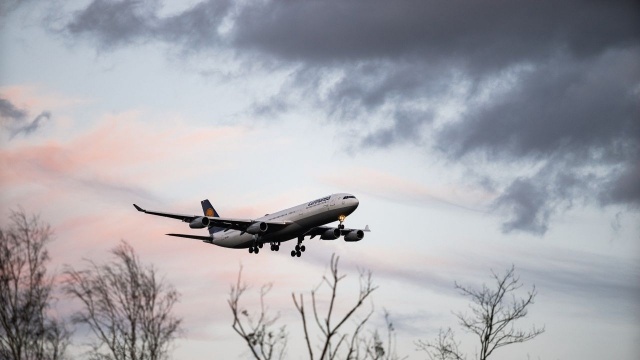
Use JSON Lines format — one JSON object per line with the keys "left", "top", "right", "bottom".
{"left": 1, "top": 0, "right": 639, "bottom": 359}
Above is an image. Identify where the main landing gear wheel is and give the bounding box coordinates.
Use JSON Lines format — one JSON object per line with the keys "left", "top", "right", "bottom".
{"left": 270, "top": 244, "right": 280, "bottom": 251}
{"left": 251, "top": 235, "right": 263, "bottom": 253}
{"left": 291, "top": 236, "right": 306, "bottom": 258}
{"left": 290, "top": 250, "right": 301, "bottom": 257}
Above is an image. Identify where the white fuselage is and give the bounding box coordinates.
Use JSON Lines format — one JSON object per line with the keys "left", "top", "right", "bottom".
{"left": 211, "top": 193, "right": 359, "bottom": 248}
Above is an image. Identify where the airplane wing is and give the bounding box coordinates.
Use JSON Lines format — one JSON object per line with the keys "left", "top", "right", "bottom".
{"left": 133, "top": 204, "right": 292, "bottom": 233}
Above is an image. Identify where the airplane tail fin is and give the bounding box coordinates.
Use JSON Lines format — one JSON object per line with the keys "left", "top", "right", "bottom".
{"left": 201, "top": 199, "right": 224, "bottom": 234}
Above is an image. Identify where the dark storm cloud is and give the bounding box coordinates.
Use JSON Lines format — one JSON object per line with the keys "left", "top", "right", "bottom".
{"left": 57, "top": 0, "right": 640, "bottom": 234}
{"left": 63, "top": 0, "right": 231, "bottom": 50}
{"left": 0, "top": 97, "right": 27, "bottom": 120}
{"left": 437, "top": 51, "right": 640, "bottom": 162}
{"left": 438, "top": 49, "right": 640, "bottom": 231}
{"left": 232, "top": 0, "right": 636, "bottom": 67}
{"left": 0, "top": 97, "right": 50, "bottom": 138}
{"left": 360, "top": 109, "right": 431, "bottom": 148}
{"left": 492, "top": 166, "right": 594, "bottom": 235}
{"left": 65, "top": 0, "right": 160, "bottom": 48}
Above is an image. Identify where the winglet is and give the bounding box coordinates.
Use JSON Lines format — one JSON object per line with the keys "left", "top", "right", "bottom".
{"left": 133, "top": 204, "right": 145, "bottom": 212}
{"left": 364, "top": 225, "right": 371, "bottom": 232}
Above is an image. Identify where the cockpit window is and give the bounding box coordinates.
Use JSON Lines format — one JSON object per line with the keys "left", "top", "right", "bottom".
{"left": 343, "top": 196, "right": 356, "bottom": 199}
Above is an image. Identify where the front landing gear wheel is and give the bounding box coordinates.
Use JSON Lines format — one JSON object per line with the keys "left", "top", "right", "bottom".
{"left": 249, "top": 247, "right": 254, "bottom": 254}
{"left": 338, "top": 214, "right": 347, "bottom": 230}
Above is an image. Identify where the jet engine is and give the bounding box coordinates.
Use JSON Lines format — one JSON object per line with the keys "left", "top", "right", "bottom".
{"left": 343, "top": 229, "right": 364, "bottom": 242}
{"left": 320, "top": 228, "right": 341, "bottom": 240}
{"left": 246, "top": 221, "right": 268, "bottom": 234}
{"left": 189, "top": 217, "right": 210, "bottom": 229}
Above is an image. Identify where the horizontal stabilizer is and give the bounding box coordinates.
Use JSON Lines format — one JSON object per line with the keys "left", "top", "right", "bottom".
{"left": 166, "top": 233, "right": 213, "bottom": 241}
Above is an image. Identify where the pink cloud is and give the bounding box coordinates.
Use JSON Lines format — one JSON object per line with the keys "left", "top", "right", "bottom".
{"left": 0, "top": 85, "right": 88, "bottom": 113}
{"left": 1, "top": 107, "right": 252, "bottom": 272}
{"left": 1, "top": 111, "right": 246, "bottom": 198}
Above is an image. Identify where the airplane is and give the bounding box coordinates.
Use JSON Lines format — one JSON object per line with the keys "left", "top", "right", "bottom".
{"left": 133, "top": 193, "right": 370, "bottom": 257}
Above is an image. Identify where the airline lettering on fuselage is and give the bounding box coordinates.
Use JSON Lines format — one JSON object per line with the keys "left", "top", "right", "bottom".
{"left": 307, "top": 196, "right": 331, "bottom": 207}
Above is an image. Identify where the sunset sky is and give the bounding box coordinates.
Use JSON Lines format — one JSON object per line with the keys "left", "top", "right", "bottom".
{"left": 1, "top": 1, "right": 639, "bottom": 359}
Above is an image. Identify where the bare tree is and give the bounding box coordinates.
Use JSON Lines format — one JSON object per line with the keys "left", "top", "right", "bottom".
{"left": 416, "top": 328, "right": 465, "bottom": 360}
{"left": 292, "top": 254, "right": 378, "bottom": 360}
{"left": 228, "top": 266, "right": 287, "bottom": 360}
{"left": 64, "top": 241, "right": 181, "bottom": 360}
{"left": 229, "top": 255, "right": 405, "bottom": 360}
{"left": 418, "top": 266, "right": 544, "bottom": 360}
{"left": 0, "top": 209, "right": 70, "bottom": 360}
{"left": 362, "top": 310, "right": 406, "bottom": 360}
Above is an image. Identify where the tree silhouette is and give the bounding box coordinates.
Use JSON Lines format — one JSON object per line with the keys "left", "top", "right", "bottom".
{"left": 64, "top": 241, "right": 181, "bottom": 360}
{"left": 292, "top": 254, "right": 377, "bottom": 360}
{"left": 230, "top": 254, "right": 405, "bottom": 360}
{"left": 0, "top": 209, "right": 70, "bottom": 360}
{"left": 228, "top": 265, "right": 287, "bottom": 360}
{"left": 418, "top": 266, "right": 544, "bottom": 360}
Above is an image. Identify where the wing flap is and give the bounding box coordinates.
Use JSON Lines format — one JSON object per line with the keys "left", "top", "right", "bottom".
{"left": 166, "top": 233, "right": 213, "bottom": 241}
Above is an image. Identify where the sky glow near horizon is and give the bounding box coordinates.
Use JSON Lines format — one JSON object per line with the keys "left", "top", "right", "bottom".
{"left": 1, "top": 1, "right": 639, "bottom": 359}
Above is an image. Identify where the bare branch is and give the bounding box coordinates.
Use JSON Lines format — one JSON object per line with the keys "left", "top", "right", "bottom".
{"left": 229, "top": 265, "right": 287, "bottom": 360}
{"left": 452, "top": 265, "right": 545, "bottom": 360}
{"left": 292, "top": 293, "right": 315, "bottom": 360}
{"left": 64, "top": 240, "right": 181, "bottom": 360}
{"left": 290, "top": 254, "right": 385, "bottom": 360}
{"left": 416, "top": 328, "right": 465, "bottom": 360}
{"left": 0, "top": 209, "right": 70, "bottom": 360}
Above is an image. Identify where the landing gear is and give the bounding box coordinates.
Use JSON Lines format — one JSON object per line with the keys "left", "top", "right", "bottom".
{"left": 249, "top": 235, "right": 263, "bottom": 255}
{"left": 338, "top": 215, "right": 346, "bottom": 229}
{"left": 270, "top": 242, "right": 281, "bottom": 251}
{"left": 291, "top": 236, "right": 306, "bottom": 257}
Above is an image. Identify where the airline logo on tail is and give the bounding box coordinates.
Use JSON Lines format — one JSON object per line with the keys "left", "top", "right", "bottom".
{"left": 201, "top": 199, "right": 224, "bottom": 234}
